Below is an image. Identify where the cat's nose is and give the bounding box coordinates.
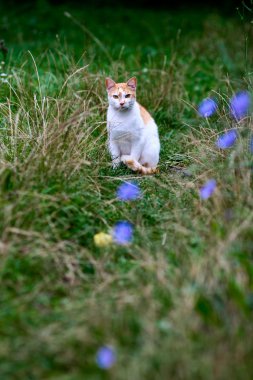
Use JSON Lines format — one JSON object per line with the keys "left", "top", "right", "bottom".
{"left": 120, "top": 101, "right": 125, "bottom": 106}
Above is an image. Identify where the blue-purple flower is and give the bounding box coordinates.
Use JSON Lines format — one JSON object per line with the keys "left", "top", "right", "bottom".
{"left": 112, "top": 221, "right": 133, "bottom": 245}
{"left": 116, "top": 181, "right": 141, "bottom": 201}
{"left": 96, "top": 346, "right": 116, "bottom": 369}
{"left": 199, "top": 179, "right": 217, "bottom": 200}
{"left": 216, "top": 130, "right": 237, "bottom": 149}
{"left": 198, "top": 98, "right": 217, "bottom": 117}
{"left": 230, "top": 91, "right": 251, "bottom": 120}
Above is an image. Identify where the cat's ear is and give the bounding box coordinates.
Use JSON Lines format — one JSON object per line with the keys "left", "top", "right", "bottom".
{"left": 127, "top": 77, "right": 137, "bottom": 90}
{"left": 105, "top": 77, "right": 116, "bottom": 91}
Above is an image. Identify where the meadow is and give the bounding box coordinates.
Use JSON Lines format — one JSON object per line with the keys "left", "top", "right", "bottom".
{"left": 0, "top": 2, "right": 253, "bottom": 379}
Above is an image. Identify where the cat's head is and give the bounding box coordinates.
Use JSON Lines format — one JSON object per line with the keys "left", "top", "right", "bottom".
{"left": 105, "top": 77, "right": 137, "bottom": 111}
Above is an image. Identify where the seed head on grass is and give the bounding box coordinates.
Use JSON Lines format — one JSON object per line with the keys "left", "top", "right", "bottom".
{"left": 199, "top": 179, "right": 217, "bottom": 200}
{"left": 96, "top": 346, "right": 116, "bottom": 369}
{"left": 229, "top": 91, "right": 251, "bottom": 120}
{"left": 216, "top": 130, "right": 237, "bottom": 149}
{"left": 198, "top": 98, "right": 217, "bottom": 117}
{"left": 116, "top": 181, "right": 141, "bottom": 201}
{"left": 112, "top": 221, "right": 133, "bottom": 245}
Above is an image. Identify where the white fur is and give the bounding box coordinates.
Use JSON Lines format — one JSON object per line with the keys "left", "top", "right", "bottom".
{"left": 107, "top": 98, "right": 160, "bottom": 170}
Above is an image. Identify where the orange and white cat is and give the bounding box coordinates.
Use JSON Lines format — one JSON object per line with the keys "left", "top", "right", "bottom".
{"left": 105, "top": 77, "right": 160, "bottom": 174}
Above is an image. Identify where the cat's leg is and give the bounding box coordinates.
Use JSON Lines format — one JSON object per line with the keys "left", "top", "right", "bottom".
{"left": 121, "top": 143, "right": 143, "bottom": 172}
{"left": 140, "top": 149, "right": 159, "bottom": 168}
{"left": 121, "top": 155, "right": 141, "bottom": 171}
{"left": 139, "top": 138, "right": 160, "bottom": 174}
{"left": 122, "top": 154, "right": 158, "bottom": 174}
{"left": 109, "top": 139, "right": 121, "bottom": 169}
{"left": 121, "top": 143, "right": 159, "bottom": 174}
{"left": 120, "top": 135, "right": 159, "bottom": 175}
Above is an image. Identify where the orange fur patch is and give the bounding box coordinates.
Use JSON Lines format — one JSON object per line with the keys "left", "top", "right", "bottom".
{"left": 138, "top": 103, "right": 152, "bottom": 125}
{"left": 108, "top": 83, "right": 136, "bottom": 98}
{"left": 139, "top": 166, "right": 158, "bottom": 175}
{"left": 125, "top": 159, "right": 139, "bottom": 171}
{"left": 124, "top": 158, "right": 158, "bottom": 175}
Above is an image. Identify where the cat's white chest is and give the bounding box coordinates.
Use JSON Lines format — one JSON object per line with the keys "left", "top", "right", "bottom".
{"left": 107, "top": 106, "right": 142, "bottom": 142}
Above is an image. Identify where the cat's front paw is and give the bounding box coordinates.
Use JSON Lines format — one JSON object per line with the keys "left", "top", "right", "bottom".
{"left": 121, "top": 155, "right": 141, "bottom": 171}
{"left": 112, "top": 159, "right": 121, "bottom": 169}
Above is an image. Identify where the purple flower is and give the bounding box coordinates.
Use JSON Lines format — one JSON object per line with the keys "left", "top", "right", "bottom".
{"left": 116, "top": 181, "right": 141, "bottom": 201}
{"left": 198, "top": 98, "right": 217, "bottom": 117}
{"left": 96, "top": 346, "right": 116, "bottom": 369}
{"left": 230, "top": 91, "right": 251, "bottom": 120}
{"left": 216, "top": 130, "right": 237, "bottom": 149}
{"left": 199, "top": 179, "right": 217, "bottom": 200}
{"left": 112, "top": 221, "right": 133, "bottom": 245}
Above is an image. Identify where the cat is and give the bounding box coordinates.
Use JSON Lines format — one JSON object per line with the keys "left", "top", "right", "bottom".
{"left": 105, "top": 77, "right": 160, "bottom": 175}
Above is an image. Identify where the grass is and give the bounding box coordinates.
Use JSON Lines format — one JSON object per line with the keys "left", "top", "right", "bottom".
{"left": 0, "top": 2, "right": 253, "bottom": 379}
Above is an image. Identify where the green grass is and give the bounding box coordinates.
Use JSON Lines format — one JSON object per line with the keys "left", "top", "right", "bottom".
{"left": 0, "top": 2, "right": 253, "bottom": 379}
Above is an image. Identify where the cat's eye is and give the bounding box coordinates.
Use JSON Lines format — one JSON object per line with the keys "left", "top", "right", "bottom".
{"left": 113, "top": 95, "right": 119, "bottom": 99}
{"left": 125, "top": 94, "right": 131, "bottom": 98}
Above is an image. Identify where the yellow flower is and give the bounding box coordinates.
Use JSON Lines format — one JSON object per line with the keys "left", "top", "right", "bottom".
{"left": 93, "top": 232, "right": 113, "bottom": 247}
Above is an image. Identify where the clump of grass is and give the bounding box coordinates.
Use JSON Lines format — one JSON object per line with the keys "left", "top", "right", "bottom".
{"left": 0, "top": 4, "right": 253, "bottom": 380}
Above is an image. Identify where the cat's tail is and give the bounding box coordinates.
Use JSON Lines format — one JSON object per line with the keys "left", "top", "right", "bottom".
{"left": 122, "top": 157, "right": 158, "bottom": 175}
